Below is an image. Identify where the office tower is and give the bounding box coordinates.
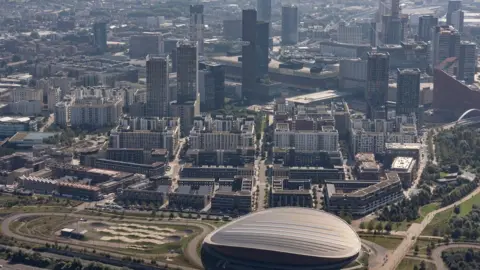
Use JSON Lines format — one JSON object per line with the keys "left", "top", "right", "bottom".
{"left": 458, "top": 41, "right": 477, "bottom": 84}
{"left": 199, "top": 62, "right": 225, "bottom": 111}
{"left": 338, "top": 22, "right": 362, "bottom": 44}
{"left": 451, "top": 9, "right": 464, "bottom": 33}
{"left": 129, "top": 34, "right": 164, "bottom": 59}
{"left": 281, "top": 5, "right": 299, "bottom": 45}
{"left": 242, "top": 9, "right": 258, "bottom": 101}
{"left": 176, "top": 40, "right": 198, "bottom": 103}
{"left": 257, "top": 0, "right": 271, "bottom": 36}
{"left": 174, "top": 40, "right": 199, "bottom": 135}
{"left": 381, "top": 0, "right": 401, "bottom": 44}
{"left": 417, "top": 15, "right": 438, "bottom": 42}
{"left": 189, "top": 5, "right": 204, "bottom": 55}
{"left": 223, "top": 19, "right": 242, "bottom": 40}
{"left": 257, "top": 0, "right": 271, "bottom": 22}
{"left": 256, "top": 21, "right": 270, "bottom": 78}
{"left": 447, "top": 0, "right": 462, "bottom": 25}
{"left": 370, "top": 22, "right": 377, "bottom": 47}
{"left": 171, "top": 48, "right": 177, "bottom": 73}
{"left": 396, "top": 68, "right": 421, "bottom": 117}
{"left": 146, "top": 55, "right": 170, "bottom": 117}
{"left": 93, "top": 22, "right": 107, "bottom": 53}
{"left": 432, "top": 25, "right": 460, "bottom": 67}
{"left": 366, "top": 52, "right": 390, "bottom": 119}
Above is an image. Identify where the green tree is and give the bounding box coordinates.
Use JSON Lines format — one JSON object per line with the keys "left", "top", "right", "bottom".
{"left": 375, "top": 222, "right": 383, "bottom": 233}
{"left": 359, "top": 222, "right": 365, "bottom": 230}
{"left": 367, "top": 220, "right": 375, "bottom": 232}
{"left": 11, "top": 55, "right": 21, "bottom": 62}
{"left": 384, "top": 222, "right": 392, "bottom": 233}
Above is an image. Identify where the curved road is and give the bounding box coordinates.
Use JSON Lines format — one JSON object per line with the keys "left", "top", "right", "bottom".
{"left": 378, "top": 186, "right": 480, "bottom": 270}
{"left": 1, "top": 212, "right": 215, "bottom": 270}
{"left": 431, "top": 243, "right": 480, "bottom": 270}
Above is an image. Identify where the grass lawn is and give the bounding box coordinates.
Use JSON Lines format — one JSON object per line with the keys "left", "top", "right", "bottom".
{"left": 416, "top": 203, "right": 439, "bottom": 222}
{"left": 360, "top": 234, "right": 403, "bottom": 250}
{"left": 397, "top": 258, "right": 435, "bottom": 270}
{"left": 440, "top": 172, "right": 449, "bottom": 178}
{"left": 421, "top": 208, "right": 453, "bottom": 236}
{"left": 458, "top": 193, "right": 480, "bottom": 217}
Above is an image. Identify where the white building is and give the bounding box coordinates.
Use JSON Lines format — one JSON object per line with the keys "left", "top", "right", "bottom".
{"left": 188, "top": 115, "right": 255, "bottom": 151}
{"left": 70, "top": 97, "right": 123, "bottom": 128}
{"left": 339, "top": 58, "right": 367, "bottom": 91}
{"left": 350, "top": 115, "right": 418, "bottom": 154}
{"left": 54, "top": 101, "right": 71, "bottom": 127}
{"left": 9, "top": 100, "right": 42, "bottom": 116}
{"left": 338, "top": 22, "right": 363, "bottom": 44}
{"left": 11, "top": 87, "right": 43, "bottom": 103}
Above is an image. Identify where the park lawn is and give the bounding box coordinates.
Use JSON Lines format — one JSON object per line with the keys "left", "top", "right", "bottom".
{"left": 360, "top": 234, "right": 403, "bottom": 250}
{"left": 397, "top": 258, "right": 435, "bottom": 270}
{"left": 458, "top": 193, "right": 480, "bottom": 217}
{"left": 440, "top": 172, "right": 449, "bottom": 178}
{"left": 416, "top": 203, "right": 439, "bottom": 222}
{"left": 422, "top": 208, "right": 453, "bottom": 236}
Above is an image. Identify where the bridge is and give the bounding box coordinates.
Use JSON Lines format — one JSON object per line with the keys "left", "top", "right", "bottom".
{"left": 453, "top": 109, "right": 480, "bottom": 128}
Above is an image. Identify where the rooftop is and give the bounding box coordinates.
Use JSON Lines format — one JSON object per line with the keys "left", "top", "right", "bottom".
{"left": 203, "top": 208, "right": 361, "bottom": 262}
{"left": 0, "top": 116, "right": 31, "bottom": 123}
{"left": 285, "top": 90, "right": 350, "bottom": 105}
{"left": 391, "top": 157, "right": 415, "bottom": 170}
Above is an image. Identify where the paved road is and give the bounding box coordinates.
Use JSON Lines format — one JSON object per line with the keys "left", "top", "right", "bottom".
{"left": 431, "top": 243, "right": 480, "bottom": 270}
{"left": 39, "top": 113, "right": 54, "bottom": 132}
{"left": 361, "top": 239, "right": 389, "bottom": 269}
{"left": 256, "top": 159, "right": 267, "bottom": 211}
{"left": 2, "top": 212, "right": 215, "bottom": 270}
{"left": 379, "top": 187, "right": 480, "bottom": 270}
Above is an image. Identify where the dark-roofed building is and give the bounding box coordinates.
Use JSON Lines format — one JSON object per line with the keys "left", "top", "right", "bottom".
{"left": 270, "top": 178, "right": 313, "bottom": 208}
{"left": 168, "top": 184, "right": 214, "bottom": 210}
{"left": 323, "top": 173, "right": 404, "bottom": 216}
{"left": 201, "top": 208, "right": 361, "bottom": 270}
{"left": 211, "top": 177, "right": 253, "bottom": 213}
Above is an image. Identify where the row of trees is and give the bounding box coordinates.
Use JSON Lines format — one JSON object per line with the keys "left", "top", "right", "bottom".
{"left": 435, "top": 127, "right": 480, "bottom": 175}
{"left": 4, "top": 249, "right": 114, "bottom": 270}
{"left": 441, "top": 181, "right": 478, "bottom": 206}
{"left": 442, "top": 248, "right": 480, "bottom": 270}
{"left": 377, "top": 188, "right": 431, "bottom": 222}
{"left": 359, "top": 220, "right": 393, "bottom": 234}
{"left": 446, "top": 204, "right": 480, "bottom": 240}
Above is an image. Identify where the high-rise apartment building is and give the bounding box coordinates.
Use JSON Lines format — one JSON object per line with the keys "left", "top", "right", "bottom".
{"left": 458, "top": 41, "right": 477, "bottom": 84}
{"left": 256, "top": 21, "right": 270, "bottom": 78}
{"left": 451, "top": 9, "right": 464, "bottom": 33}
{"left": 446, "top": 0, "right": 462, "bottom": 25}
{"left": 93, "top": 22, "right": 107, "bottom": 53}
{"left": 242, "top": 9, "right": 258, "bottom": 102}
{"left": 366, "top": 52, "right": 390, "bottom": 119}
{"left": 257, "top": 0, "right": 271, "bottom": 37}
{"left": 199, "top": 62, "right": 225, "bottom": 112}
{"left": 338, "top": 22, "right": 363, "bottom": 44}
{"left": 223, "top": 19, "right": 242, "bottom": 40}
{"left": 129, "top": 34, "right": 164, "bottom": 59}
{"left": 432, "top": 25, "right": 460, "bottom": 67}
{"left": 146, "top": 55, "right": 170, "bottom": 117}
{"left": 174, "top": 40, "right": 199, "bottom": 135}
{"left": 417, "top": 15, "right": 438, "bottom": 42}
{"left": 189, "top": 5, "right": 204, "bottom": 55}
{"left": 176, "top": 40, "right": 198, "bottom": 103}
{"left": 396, "top": 68, "right": 421, "bottom": 117}
{"left": 281, "top": 5, "right": 299, "bottom": 45}
{"left": 257, "top": 0, "right": 271, "bottom": 23}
